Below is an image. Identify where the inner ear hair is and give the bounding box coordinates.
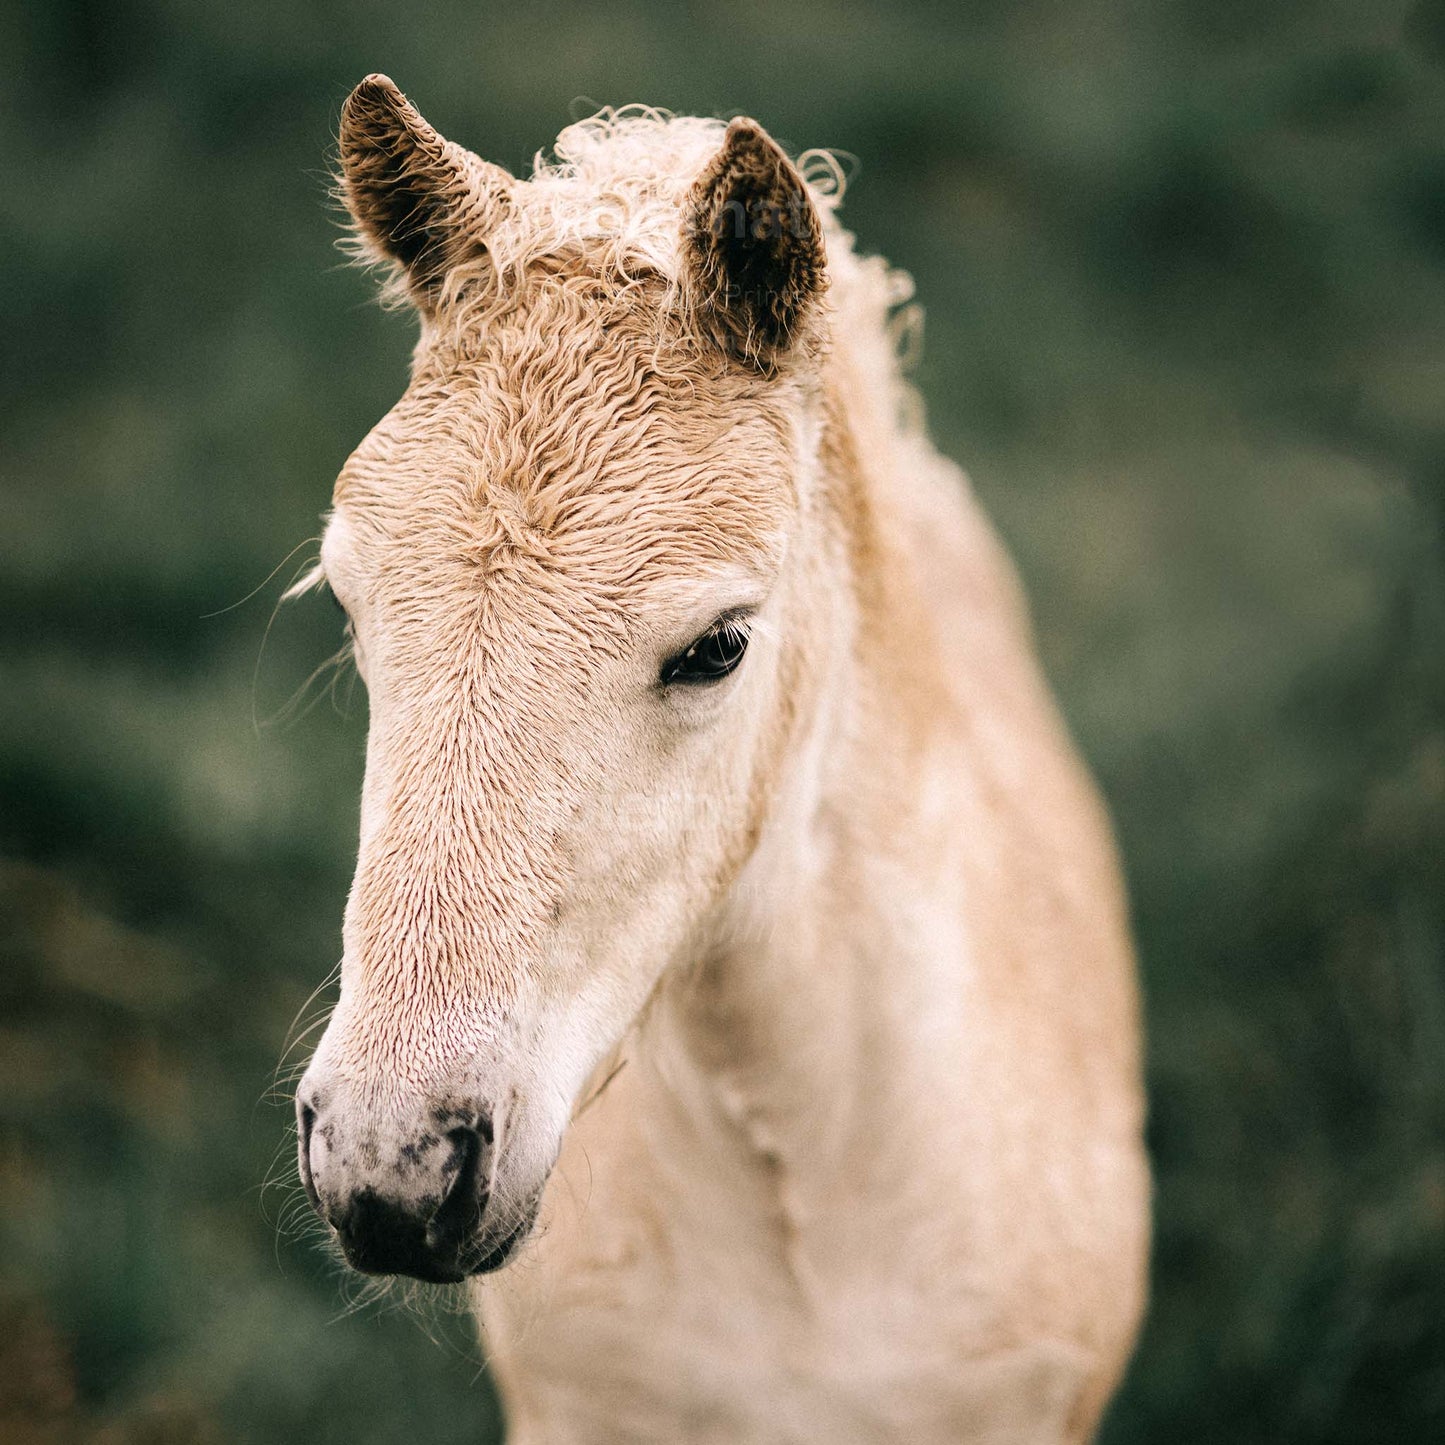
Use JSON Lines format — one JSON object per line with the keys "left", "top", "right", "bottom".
{"left": 339, "top": 73, "right": 510, "bottom": 307}
{"left": 683, "top": 118, "right": 827, "bottom": 371}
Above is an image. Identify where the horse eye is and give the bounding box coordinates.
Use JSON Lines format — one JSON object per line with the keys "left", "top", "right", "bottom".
{"left": 660, "top": 616, "right": 750, "bottom": 687}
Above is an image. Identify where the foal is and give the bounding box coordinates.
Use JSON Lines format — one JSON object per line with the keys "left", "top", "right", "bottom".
{"left": 294, "top": 76, "right": 1149, "bottom": 1444}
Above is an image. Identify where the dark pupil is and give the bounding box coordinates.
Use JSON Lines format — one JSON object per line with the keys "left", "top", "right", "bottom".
{"left": 663, "top": 620, "right": 749, "bottom": 685}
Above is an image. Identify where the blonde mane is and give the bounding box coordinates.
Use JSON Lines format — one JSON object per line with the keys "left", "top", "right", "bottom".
{"left": 336, "top": 104, "right": 924, "bottom": 467}
{"left": 288, "top": 108, "right": 926, "bottom": 614}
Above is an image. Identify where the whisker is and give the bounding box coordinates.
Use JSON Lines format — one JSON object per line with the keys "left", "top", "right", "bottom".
{"left": 250, "top": 553, "right": 326, "bottom": 735}
{"left": 202, "top": 537, "right": 321, "bottom": 619}
{"left": 259, "top": 641, "right": 356, "bottom": 732}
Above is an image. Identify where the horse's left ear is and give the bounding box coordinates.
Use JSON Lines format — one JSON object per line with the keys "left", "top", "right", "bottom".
{"left": 339, "top": 73, "right": 512, "bottom": 309}
{"left": 683, "top": 119, "right": 827, "bottom": 370}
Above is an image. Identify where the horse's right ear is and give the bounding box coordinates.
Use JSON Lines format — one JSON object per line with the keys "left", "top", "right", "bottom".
{"left": 339, "top": 74, "right": 511, "bottom": 309}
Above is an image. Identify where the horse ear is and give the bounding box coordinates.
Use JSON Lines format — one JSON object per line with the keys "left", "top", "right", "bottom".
{"left": 339, "top": 74, "right": 511, "bottom": 308}
{"left": 683, "top": 119, "right": 827, "bottom": 370}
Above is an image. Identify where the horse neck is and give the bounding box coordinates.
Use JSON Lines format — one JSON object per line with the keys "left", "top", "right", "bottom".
{"left": 645, "top": 368, "right": 950, "bottom": 1177}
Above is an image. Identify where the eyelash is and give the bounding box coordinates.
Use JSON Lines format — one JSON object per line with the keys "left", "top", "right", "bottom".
{"left": 659, "top": 615, "right": 752, "bottom": 687}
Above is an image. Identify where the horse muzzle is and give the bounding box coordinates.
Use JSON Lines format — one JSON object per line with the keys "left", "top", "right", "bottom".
{"left": 296, "top": 1088, "right": 537, "bottom": 1283}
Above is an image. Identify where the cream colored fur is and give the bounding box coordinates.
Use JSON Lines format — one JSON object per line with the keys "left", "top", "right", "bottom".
{"left": 297, "top": 93, "right": 1148, "bottom": 1444}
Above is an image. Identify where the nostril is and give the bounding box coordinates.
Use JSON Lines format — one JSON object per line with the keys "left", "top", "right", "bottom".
{"left": 296, "top": 1100, "right": 323, "bottom": 1219}
{"left": 427, "top": 1124, "right": 488, "bottom": 1251}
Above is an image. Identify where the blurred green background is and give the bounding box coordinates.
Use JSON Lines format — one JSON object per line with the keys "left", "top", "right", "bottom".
{"left": 3, "top": 1, "right": 1444, "bottom": 1441}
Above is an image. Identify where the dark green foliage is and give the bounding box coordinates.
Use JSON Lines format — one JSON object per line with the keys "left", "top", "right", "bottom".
{"left": 1, "top": 2, "right": 1441, "bottom": 1440}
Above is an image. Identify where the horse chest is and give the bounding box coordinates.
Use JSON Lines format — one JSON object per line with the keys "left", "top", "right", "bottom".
{"left": 478, "top": 1121, "right": 1092, "bottom": 1444}
{"left": 484, "top": 1245, "right": 1090, "bottom": 1445}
